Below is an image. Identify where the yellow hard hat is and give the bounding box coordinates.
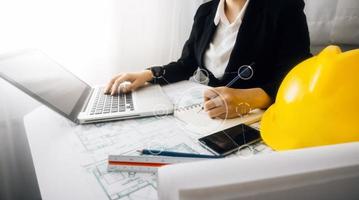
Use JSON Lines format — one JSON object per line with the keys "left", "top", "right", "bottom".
{"left": 261, "top": 45, "right": 359, "bottom": 151}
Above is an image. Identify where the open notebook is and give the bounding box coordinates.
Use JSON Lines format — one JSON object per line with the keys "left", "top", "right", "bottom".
{"left": 171, "top": 82, "right": 264, "bottom": 136}
{"left": 174, "top": 104, "right": 263, "bottom": 136}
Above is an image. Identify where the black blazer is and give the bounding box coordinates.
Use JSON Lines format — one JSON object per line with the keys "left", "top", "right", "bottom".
{"left": 152, "top": 0, "right": 311, "bottom": 99}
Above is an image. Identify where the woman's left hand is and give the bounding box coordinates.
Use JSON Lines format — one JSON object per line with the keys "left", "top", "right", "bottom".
{"left": 203, "top": 87, "right": 272, "bottom": 119}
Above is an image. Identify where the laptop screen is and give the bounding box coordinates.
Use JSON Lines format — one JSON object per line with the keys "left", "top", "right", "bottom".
{"left": 0, "top": 50, "right": 91, "bottom": 122}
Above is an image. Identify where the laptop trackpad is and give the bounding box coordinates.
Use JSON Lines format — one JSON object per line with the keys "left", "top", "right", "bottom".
{"left": 135, "top": 85, "right": 173, "bottom": 113}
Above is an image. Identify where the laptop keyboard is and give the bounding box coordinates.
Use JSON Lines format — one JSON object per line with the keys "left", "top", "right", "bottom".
{"left": 90, "top": 88, "right": 134, "bottom": 115}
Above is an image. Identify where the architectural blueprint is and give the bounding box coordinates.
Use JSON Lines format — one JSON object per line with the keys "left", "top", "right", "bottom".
{"left": 24, "top": 81, "right": 272, "bottom": 200}
{"left": 68, "top": 115, "right": 209, "bottom": 200}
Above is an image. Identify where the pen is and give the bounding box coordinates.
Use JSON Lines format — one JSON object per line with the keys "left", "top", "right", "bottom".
{"left": 199, "top": 63, "right": 255, "bottom": 112}
{"left": 138, "top": 149, "right": 223, "bottom": 159}
{"left": 199, "top": 72, "right": 239, "bottom": 112}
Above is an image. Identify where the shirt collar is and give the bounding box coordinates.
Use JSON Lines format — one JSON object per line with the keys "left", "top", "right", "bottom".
{"left": 214, "top": 0, "right": 250, "bottom": 26}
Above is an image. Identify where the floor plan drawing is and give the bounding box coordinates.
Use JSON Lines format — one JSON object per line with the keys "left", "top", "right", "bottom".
{"left": 89, "top": 142, "right": 200, "bottom": 200}
{"left": 65, "top": 111, "right": 207, "bottom": 200}
{"left": 92, "top": 162, "right": 157, "bottom": 200}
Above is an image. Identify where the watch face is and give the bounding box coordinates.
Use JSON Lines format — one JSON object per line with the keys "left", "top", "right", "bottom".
{"left": 153, "top": 67, "right": 165, "bottom": 78}
{"left": 155, "top": 71, "right": 161, "bottom": 77}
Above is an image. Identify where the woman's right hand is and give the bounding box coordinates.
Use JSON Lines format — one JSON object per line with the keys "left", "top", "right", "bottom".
{"left": 104, "top": 70, "right": 153, "bottom": 95}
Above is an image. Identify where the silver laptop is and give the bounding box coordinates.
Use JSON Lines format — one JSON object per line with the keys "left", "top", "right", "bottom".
{"left": 0, "top": 49, "right": 173, "bottom": 124}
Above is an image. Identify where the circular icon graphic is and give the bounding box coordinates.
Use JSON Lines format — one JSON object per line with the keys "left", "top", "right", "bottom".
{"left": 237, "top": 144, "right": 256, "bottom": 158}
{"left": 152, "top": 103, "right": 171, "bottom": 119}
{"left": 235, "top": 102, "right": 251, "bottom": 117}
{"left": 191, "top": 68, "right": 210, "bottom": 85}
{"left": 144, "top": 140, "right": 167, "bottom": 155}
{"left": 237, "top": 65, "right": 254, "bottom": 80}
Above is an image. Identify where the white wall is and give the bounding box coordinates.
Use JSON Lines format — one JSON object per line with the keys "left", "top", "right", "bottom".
{"left": 0, "top": 0, "right": 204, "bottom": 85}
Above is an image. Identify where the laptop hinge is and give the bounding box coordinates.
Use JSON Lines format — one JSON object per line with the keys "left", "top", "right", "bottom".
{"left": 81, "top": 88, "right": 95, "bottom": 112}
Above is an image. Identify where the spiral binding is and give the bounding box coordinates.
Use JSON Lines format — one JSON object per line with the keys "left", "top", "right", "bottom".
{"left": 174, "top": 103, "right": 202, "bottom": 112}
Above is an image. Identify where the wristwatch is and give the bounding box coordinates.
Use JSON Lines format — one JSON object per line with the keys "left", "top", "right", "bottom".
{"left": 148, "top": 66, "right": 165, "bottom": 84}
{"left": 149, "top": 66, "right": 165, "bottom": 78}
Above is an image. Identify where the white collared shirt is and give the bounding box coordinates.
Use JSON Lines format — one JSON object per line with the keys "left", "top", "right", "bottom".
{"left": 204, "top": 0, "right": 250, "bottom": 79}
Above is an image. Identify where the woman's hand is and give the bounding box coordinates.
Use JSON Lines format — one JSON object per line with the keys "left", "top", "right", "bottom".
{"left": 104, "top": 70, "right": 153, "bottom": 95}
{"left": 203, "top": 87, "right": 272, "bottom": 119}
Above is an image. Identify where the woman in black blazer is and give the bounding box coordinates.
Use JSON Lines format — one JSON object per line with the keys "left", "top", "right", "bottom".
{"left": 105, "top": 0, "right": 311, "bottom": 119}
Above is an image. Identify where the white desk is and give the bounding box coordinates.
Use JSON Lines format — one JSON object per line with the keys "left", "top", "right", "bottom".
{"left": 23, "top": 80, "right": 359, "bottom": 200}
{"left": 24, "top": 81, "right": 270, "bottom": 200}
